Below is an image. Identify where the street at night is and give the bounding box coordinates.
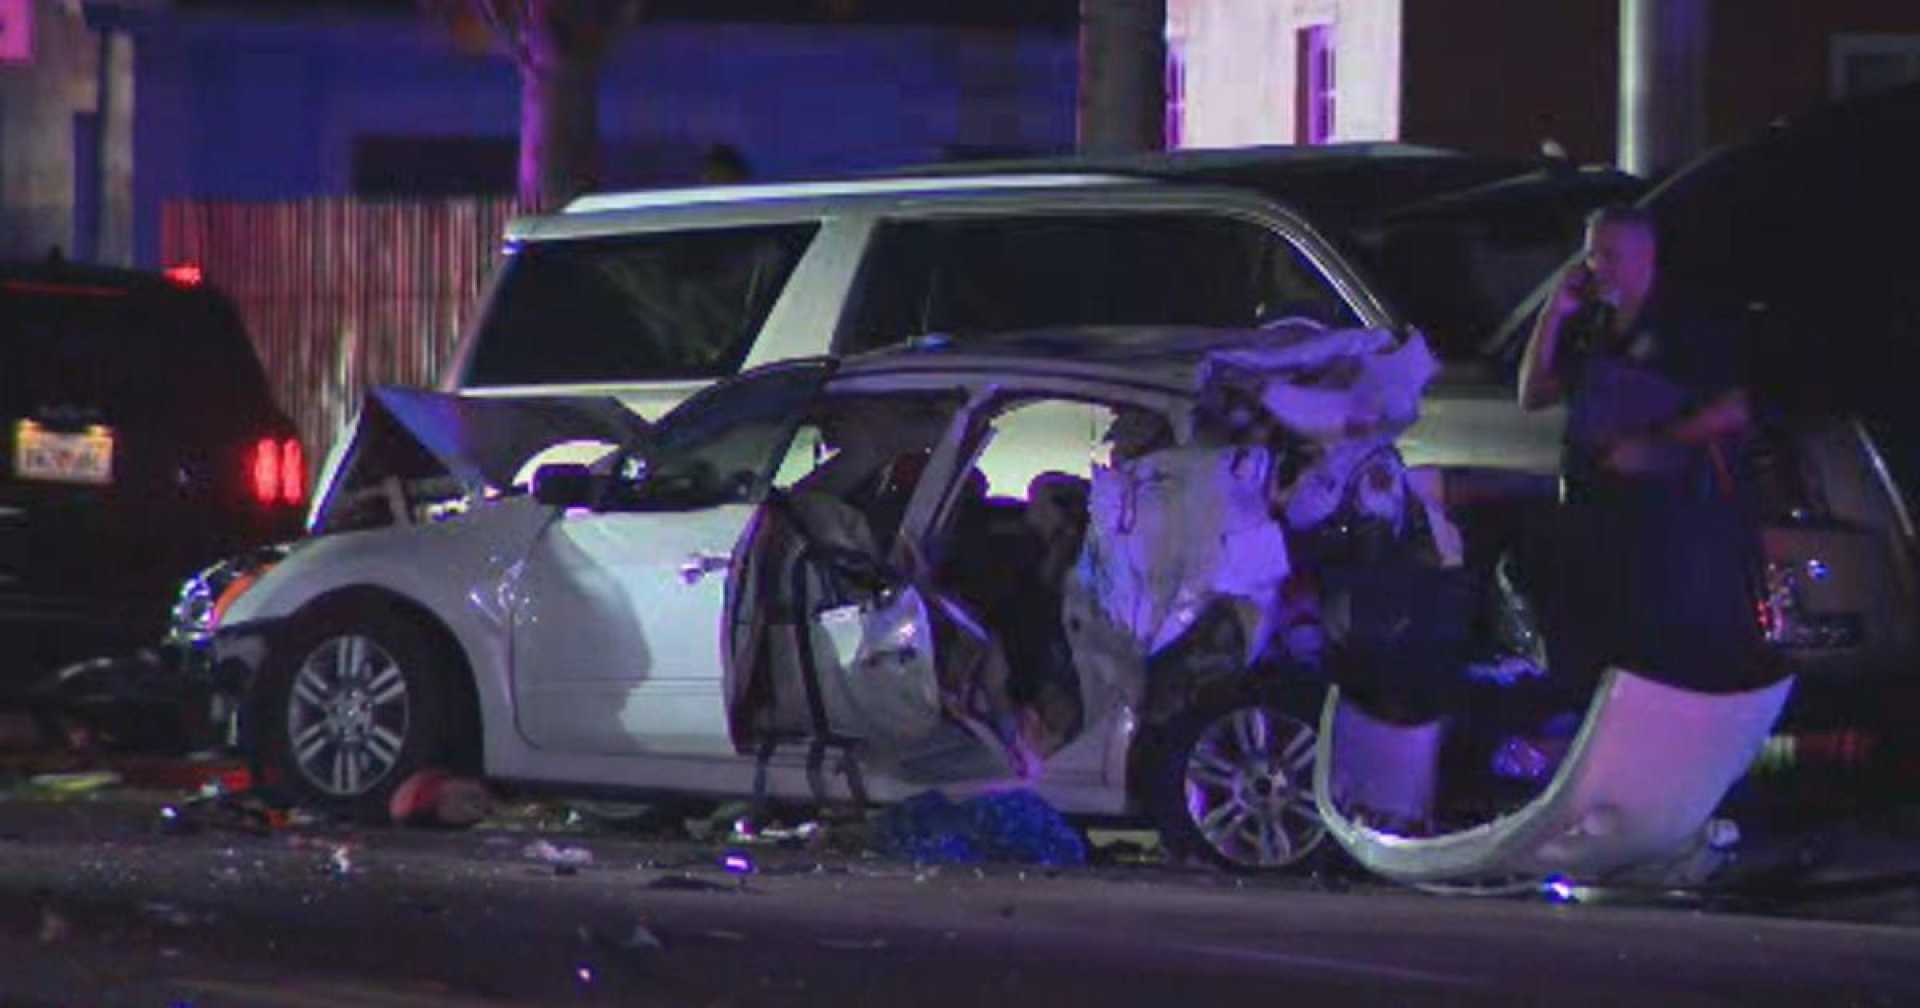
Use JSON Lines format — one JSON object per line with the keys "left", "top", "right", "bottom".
{"left": 8, "top": 0, "right": 1920, "bottom": 1003}
{"left": 0, "top": 785, "right": 1917, "bottom": 1006}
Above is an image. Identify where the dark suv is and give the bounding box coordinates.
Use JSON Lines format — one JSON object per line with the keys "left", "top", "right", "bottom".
{"left": 1, "top": 259, "right": 307, "bottom": 694}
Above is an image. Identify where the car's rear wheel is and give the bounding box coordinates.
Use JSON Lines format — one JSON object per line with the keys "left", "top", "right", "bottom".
{"left": 1150, "top": 687, "right": 1330, "bottom": 872}
{"left": 256, "top": 605, "right": 455, "bottom": 821}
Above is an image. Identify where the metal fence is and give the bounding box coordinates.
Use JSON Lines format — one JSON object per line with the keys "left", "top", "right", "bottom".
{"left": 160, "top": 196, "right": 522, "bottom": 470}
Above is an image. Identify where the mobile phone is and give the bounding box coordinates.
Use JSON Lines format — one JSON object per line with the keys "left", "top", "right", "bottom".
{"left": 1567, "top": 264, "right": 1596, "bottom": 302}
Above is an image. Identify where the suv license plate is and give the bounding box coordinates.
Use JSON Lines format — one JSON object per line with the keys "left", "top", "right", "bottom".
{"left": 13, "top": 420, "right": 114, "bottom": 485}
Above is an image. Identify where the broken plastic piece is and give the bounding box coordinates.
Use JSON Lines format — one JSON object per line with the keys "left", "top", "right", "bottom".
{"left": 524, "top": 839, "right": 594, "bottom": 867}
{"left": 1317, "top": 669, "right": 1794, "bottom": 885}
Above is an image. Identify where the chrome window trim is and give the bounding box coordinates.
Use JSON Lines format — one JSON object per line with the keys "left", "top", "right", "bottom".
{"left": 1854, "top": 417, "right": 1916, "bottom": 544}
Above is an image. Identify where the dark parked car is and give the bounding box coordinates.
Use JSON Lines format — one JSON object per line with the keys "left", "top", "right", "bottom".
{"left": 1, "top": 259, "right": 306, "bottom": 697}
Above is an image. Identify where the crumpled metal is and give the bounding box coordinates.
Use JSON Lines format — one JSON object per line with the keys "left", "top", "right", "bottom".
{"left": 1066, "top": 327, "right": 1439, "bottom": 675}
{"left": 1073, "top": 443, "right": 1290, "bottom": 663}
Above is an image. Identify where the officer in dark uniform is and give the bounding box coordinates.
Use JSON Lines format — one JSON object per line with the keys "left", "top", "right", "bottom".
{"left": 1517, "top": 206, "right": 1774, "bottom": 694}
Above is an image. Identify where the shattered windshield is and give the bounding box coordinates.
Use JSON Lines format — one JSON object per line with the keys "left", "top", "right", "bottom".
{"left": 619, "top": 359, "right": 834, "bottom": 508}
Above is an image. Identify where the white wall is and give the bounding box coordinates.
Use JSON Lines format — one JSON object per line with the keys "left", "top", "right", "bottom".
{"left": 0, "top": 0, "right": 97, "bottom": 258}
{"left": 1168, "top": 0, "right": 1401, "bottom": 148}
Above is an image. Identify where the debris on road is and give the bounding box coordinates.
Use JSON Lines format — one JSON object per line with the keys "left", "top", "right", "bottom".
{"left": 36, "top": 906, "right": 71, "bottom": 944}
{"left": 873, "top": 790, "right": 1086, "bottom": 866}
{"left": 816, "top": 936, "right": 888, "bottom": 951}
{"left": 1464, "top": 654, "right": 1548, "bottom": 687}
{"left": 644, "top": 874, "right": 740, "bottom": 893}
{"left": 27, "top": 770, "right": 122, "bottom": 794}
{"left": 614, "top": 923, "right": 665, "bottom": 951}
{"left": 684, "top": 801, "right": 752, "bottom": 842}
{"left": 523, "top": 839, "right": 595, "bottom": 867}
{"left": 389, "top": 769, "right": 493, "bottom": 828}
{"left": 729, "top": 818, "right": 825, "bottom": 848}
{"left": 157, "top": 784, "right": 298, "bottom": 836}
{"left": 1085, "top": 828, "right": 1166, "bottom": 866}
{"left": 142, "top": 901, "right": 209, "bottom": 928}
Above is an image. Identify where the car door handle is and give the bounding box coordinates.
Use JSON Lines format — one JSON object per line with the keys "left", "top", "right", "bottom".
{"left": 678, "top": 552, "right": 732, "bottom": 585}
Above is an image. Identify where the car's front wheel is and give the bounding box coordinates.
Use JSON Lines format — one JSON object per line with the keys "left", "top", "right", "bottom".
{"left": 1149, "top": 688, "right": 1330, "bottom": 872}
{"left": 255, "top": 604, "right": 456, "bottom": 821}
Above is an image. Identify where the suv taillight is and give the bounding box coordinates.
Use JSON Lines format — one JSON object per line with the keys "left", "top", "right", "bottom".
{"left": 250, "top": 437, "right": 306, "bottom": 507}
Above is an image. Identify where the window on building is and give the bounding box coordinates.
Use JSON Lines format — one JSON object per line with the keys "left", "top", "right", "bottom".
{"left": 836, "top": 213, "right": 1361, "bottom": 354}
{"left": 1296, "top": 24, "right": 1336, "bottom": 145}
{"left": 1831, "top": 34, "right": 1920, "bottom": 99}
{"left": 1164, "top": 38, "right": 1187, "bottom": 150}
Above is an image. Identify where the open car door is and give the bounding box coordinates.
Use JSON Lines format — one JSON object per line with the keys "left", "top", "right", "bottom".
{"left": 508, "top": 360, "right": 833, "bottom": 757}
{"left": 723, "top": 390, "right": 1043, "bottom": 786}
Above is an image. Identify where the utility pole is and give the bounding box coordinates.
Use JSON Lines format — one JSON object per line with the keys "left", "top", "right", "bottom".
{"left": 1618, "top": 0, "right": 1709, "bottom": 177}
{"left": 1078, "top": 0, "right": 1166, "bottom": 154}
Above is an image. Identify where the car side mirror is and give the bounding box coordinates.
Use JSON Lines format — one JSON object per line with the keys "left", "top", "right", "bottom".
{"left": 532, "top": 463, "right": 596, "bottom": 508}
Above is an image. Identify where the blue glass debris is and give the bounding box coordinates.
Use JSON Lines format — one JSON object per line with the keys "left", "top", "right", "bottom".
{"left": 1491, "top": 736, "right": 1552, "bottom": 781}
{"left": 873, "top": 790, "right": 1087, "bottom": 866}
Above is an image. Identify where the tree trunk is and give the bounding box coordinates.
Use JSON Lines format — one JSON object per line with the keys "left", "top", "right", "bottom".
{"left": 1077, "top": 0, "right": 1167, "bottom": 154}
{"left": 518, "top": 57, "right": 602, "bottom": 212}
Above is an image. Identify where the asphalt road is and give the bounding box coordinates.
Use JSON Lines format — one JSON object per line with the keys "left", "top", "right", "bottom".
{"left": 1, "top": 791, "right": 1917, "bottom": 1007}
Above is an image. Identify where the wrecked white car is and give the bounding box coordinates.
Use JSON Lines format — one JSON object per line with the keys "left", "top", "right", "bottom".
{"left": 209, "top": 325, "right": 1794, "bottom": 880}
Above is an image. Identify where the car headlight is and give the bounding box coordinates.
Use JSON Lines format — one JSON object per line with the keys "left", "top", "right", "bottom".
{"left": 167, "top": 545, "right": 290, "bottom": 647}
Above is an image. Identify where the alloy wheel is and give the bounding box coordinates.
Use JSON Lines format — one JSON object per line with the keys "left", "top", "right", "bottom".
{"left": 1181, "top": 704, "right": 1327, "bottom": 868}
{"left": 285, "top": 634, "right": 412, "bottom": 797}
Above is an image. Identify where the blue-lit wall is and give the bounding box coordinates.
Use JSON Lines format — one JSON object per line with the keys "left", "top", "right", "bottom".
{"left": 125, "top": 10, "right": 1076, "bottom": 266}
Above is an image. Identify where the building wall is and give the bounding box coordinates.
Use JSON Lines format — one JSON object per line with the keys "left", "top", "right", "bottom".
{"left": 1401, "top": 0, "right": 1617, "bottom": 163}
{"left": 0, "top": 0, "right": 96, "bottom": 259}
{"left": 1167, "top": 0, "right": 1401, "bottom": 148}
{"left": 1706, "top": 0, "right": 1920, "bottom": 147}
{"left": 1399, "top": 0, "right": 1920, "bottom": 168}
{"left": 127, "top": 10, "right": 1076, "bottom": 266}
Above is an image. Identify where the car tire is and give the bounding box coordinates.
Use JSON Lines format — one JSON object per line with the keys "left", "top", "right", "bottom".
{"left": 254, "top": 604, "right": 458, "bottom": 823}
{"left": 1148, "top": 684, "right": 1331, "bottom": 873}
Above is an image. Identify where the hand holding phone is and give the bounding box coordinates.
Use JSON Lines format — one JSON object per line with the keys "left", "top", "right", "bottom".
{"left": 1550, "top": 263, "right": 1595, "bottom": 319}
